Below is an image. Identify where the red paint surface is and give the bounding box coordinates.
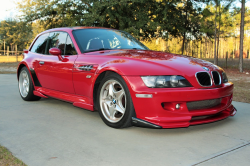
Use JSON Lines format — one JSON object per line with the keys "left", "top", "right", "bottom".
{"left": 17, "top": 27, "right": 236, "bottom": 128}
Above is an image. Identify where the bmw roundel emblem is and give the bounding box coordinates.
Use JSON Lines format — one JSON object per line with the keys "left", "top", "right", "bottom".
{"left": 203, "top": 67, "right": 209, "bottom": 71}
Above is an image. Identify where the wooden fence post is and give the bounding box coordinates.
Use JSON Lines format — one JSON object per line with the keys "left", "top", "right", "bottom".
{"left": 4, "top": 40, "right": 5, "bottom": 56}
{"left": 226, "top": 52, "right": 228, "bottom": 69}
{"left": 15, "top": 45, "right": 18, "bottom": 62}
{"left": 7, "top": 46, "right": 9, "bottom": 62}
{"left": 222, "top": 48, "right": 224, "bottom": 59}
{"left": 233, "top": 49, "right": 235, "bottom": 59}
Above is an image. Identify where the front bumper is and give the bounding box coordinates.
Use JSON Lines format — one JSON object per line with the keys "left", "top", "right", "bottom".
{"left": 123, "top": 76, "right": 236, "bottom": 128}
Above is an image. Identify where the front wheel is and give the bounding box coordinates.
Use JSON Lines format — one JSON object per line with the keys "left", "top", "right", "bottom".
{"left": 97, "top": 73, "right": 135, "bottom": 128}
{"left": 18, "top": 67, "right": 41, "bottom": 101}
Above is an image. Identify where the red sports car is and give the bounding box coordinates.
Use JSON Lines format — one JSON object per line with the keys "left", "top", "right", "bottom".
{"left": 17, "top": 27, "right": 237, "bottom": 128}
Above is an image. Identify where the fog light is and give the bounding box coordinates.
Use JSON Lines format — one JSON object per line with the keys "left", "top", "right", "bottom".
{"left": 176, "top": 104, "right": 180, "bottom": 109}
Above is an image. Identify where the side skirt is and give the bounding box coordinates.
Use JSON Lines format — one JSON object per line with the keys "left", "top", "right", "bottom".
{"left": 35, "top": 87, "right": 94, "bottom": 111}
{"left": 33, "top": 91, "right": 48, "bottom": 98}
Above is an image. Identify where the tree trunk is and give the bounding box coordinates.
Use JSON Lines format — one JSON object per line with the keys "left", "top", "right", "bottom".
{"left": 217, "top": 1, "right": 221, "bottom": 62}
{"left": 212, "top": 41, "right": 214, "bottom": 58}
{"left": 181, "top": 2, "right": 189, "bottom": 55}
{"left": 182, "top": 34, "right": 186, "bottom": 55}
{"left": 239, "top": 0, "right": 245, "bottom": 72}
{"left": 200, "top": 38, "right": 203, "bottom": 59}
{"left": 175, "top": 39, "right": 177, "bottom": 53}
{"left": 200, "top": 39, "right": 202, "bottom": 58}
{"left": 214, "top": 2, "right": 218, "bottom": 65}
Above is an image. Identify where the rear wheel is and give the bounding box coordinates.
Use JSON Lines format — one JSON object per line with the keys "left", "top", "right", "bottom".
{"left": 97, "top": 73, "right": 135, "bottom": 128}
{"left": 18, "top": 67, "right": 41, "bottom": 101}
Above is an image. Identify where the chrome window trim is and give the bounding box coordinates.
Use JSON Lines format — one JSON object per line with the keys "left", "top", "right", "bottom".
{"left": 195, "top": 71, "right": 212, "bottom": 87}
{"left": 211, "top": 71, "right": 221, "bottom": 85}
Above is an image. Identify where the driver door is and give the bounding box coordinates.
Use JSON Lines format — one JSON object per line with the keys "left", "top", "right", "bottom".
{"left": 35, "top": 32, "right": 77, "bottom": 94}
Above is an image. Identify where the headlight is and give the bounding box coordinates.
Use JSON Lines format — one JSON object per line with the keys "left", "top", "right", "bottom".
{"left": 222, "top": 72, "right": 228, "bottom": 83}
{"left": 141, "top": 75, "right": 192, "bottom": 88}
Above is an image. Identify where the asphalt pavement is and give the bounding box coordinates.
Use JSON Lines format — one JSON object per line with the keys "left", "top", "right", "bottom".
{"left": 0, "top": 74, "right": 250, "bottom": 166}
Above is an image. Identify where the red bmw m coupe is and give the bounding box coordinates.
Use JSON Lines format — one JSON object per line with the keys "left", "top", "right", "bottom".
{"left": 17, "top": 27, "right": 237, "bottom": 128}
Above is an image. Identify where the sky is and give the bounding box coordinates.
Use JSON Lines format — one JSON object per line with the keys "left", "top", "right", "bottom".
{"left": 0, "top": 0, "right": 250, "bottom": 21}
{"left": 0, "top": 0, "right": 21, "bottom": 21}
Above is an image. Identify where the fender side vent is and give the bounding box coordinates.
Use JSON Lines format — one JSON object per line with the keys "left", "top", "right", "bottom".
{"left": 78, "top": 65, "right": 93, "bottom": 71}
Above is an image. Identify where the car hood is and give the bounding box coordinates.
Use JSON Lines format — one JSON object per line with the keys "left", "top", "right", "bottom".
{"left": 104, "top": 49, "right": 221, "bottom": 76}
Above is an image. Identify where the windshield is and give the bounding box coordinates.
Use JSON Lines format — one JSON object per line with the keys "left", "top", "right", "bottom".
{"left": 72, "top": 29, "right": 149, "bottom": 53}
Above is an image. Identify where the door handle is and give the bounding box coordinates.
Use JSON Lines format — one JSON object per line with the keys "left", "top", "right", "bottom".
{"left": 39, "top": 61, "right": 44, "bottom": 65}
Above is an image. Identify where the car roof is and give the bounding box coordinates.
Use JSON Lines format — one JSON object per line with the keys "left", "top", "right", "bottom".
{"left": 42, "top": 26, "right": 114, "bottom": 33}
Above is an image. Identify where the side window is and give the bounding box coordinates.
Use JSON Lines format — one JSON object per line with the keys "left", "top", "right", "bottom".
{"left": 65, "top": 35, "right": 77, "bottom": 55}
{"left": 30, "top": 33, "right": 49, "bottom": 54}
{"left": 47, "top": 32, "right": 67, "bottom": 55}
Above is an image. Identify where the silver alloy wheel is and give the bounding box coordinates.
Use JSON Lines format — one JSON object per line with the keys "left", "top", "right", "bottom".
{"left": 19, "top": 70, "right": 30, "bottom": 98}
{"left": 99, "top": 80, "right": 126, "bottom": 123}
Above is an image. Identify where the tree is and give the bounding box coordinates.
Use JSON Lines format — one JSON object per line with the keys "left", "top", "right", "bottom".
{"left": 17, "top": 0, "right": 208, "bottom": 42}
{"left": 155, "top": 0, "right": 208, "bottom": 55}
{"left": 17, "top": 0, "right": 160, "bottom": 38}
{"left": 239, "top": 0, "right": 245, "bottom": 72}
{"left": 179, "top": 0, "right": 203, "bottom": 55}
{"left": 17, "top": 0, "right": 90, "bottom": 29}
{"left": 83, "top": 0, "right": 159, "bottom": 39}
{"left": 0, "top": 19, "right": 33, "bottom": 50}
{"left": 208, "top": 0, "right": 235, "bottom": 65}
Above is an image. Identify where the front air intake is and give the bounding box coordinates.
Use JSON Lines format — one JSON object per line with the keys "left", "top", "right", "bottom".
{"left": 212, "top": 71, "right": 221, "bottom": 85}
{"left": 187, "top": 98, "right": 222, "bottom": 110}
{"left": 196, "top": 72, "right": 212, "bottom": 86}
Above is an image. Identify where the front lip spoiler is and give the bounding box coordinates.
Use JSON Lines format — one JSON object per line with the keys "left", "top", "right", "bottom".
{"left": 230, "top": 107, "right": 237, "bottom": 116}
{"left": 132, "top": 117, "right": 162, "bottom": 129}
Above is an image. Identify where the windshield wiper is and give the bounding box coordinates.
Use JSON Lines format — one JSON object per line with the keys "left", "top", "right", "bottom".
{"left": 119, "top": 48, "right": 144, "bottom": 50}
{"left": 132, "top": 48, "right": 144, "bottom": 50}
{"left": 98, "top": 48, "right": 112, "bottom": 51}
{"left": 84, "top": 48, "right": 112, "bottom": 53}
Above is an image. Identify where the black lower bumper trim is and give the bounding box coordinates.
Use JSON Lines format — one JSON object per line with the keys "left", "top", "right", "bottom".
{"left": 132, "top": 117, "right": 162, "bottom": 129}
{"left": 29, "top": 68, "right": 41, "bottom": 87}
{"left": 231, "top": 107, "right": 237, "bottom": 116}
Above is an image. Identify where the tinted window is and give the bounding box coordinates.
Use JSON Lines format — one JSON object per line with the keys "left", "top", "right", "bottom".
{"left": 73, "top": 29, "right": 148, "bottom": 53}
{"left": 47, "top": 32, "right": 67, "bottom": 55}
{"left": 65, "top": 35, "right": 77, "bottom": 55}
{"left": 30, "top": 33, "right": 49, "bottom": 54}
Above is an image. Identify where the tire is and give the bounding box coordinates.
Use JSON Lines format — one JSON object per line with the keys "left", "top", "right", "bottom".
{"left": 18, "top": 67, "right": 41, "bottom": 101}
{"left": 97, "top": 73, "right": 135, "bottom": 128}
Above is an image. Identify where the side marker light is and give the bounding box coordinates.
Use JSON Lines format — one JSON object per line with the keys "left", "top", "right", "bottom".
{"left": 136, "top": 94, "right": 153, "bottom": 98}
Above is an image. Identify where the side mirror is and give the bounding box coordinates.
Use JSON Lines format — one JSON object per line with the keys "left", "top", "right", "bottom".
{"left": 49, "top": 47, "right": 63, "bottom": 61}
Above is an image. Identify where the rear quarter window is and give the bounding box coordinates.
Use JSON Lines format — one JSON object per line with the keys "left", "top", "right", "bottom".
{"left": 30, "top": 33, "right": 49, "bottom": 54}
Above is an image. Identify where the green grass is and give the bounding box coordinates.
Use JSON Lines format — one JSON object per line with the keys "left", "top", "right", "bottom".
{"left": 0, "top": 145, "right": 27, "bottom": 166}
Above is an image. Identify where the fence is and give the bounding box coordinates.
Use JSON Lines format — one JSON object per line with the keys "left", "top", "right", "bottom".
{"left": 0, "top": 50, "right": 23, "bottom": 63}
{"left": 202, "top": 58, "right": 250, "bottom": 70}
{"left": 0, "top": 48, "right": 250, "bottom": 70}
